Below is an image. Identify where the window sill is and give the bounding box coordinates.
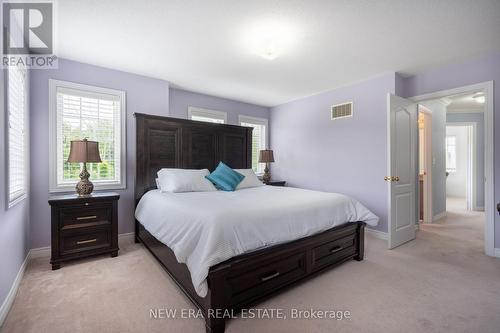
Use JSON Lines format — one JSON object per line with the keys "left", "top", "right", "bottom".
{"left": 8, "top": 193, "right": 27, "bottom": 209}
{"left": 49, "top": 182, "right": 126, "bottom": 194}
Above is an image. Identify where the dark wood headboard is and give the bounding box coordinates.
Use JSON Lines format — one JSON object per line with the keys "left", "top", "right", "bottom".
{"left": 134, "top": 113, "right": 253, "bottom": 202}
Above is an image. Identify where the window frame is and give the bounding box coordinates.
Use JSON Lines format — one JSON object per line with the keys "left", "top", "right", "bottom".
{"left": 238, "top": 115, "right": 268, "bottom": 175}
{"left": 6, "top": 65, "right": 29, "bottom": 208}
{"left": 188, "top": 106, "right": 227, "bottom": 124}
{"left": 48, "top": 79, "right": 127, "bottom": 193}
{"left": 445, "top": 135, "right": 457, "bottom": 173}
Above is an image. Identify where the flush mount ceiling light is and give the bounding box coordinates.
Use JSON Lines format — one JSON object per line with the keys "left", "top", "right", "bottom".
{"left": 242, "top": 19, "right": 298, "bottom": 60}
{"left": 473, "top": 92, "right": 485, "bottom": 104}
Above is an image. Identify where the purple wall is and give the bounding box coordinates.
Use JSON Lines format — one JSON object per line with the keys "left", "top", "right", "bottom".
{"left": 169, "top": 88, "right": 269, "bottom": 125}
{"left": 400, "top": 53, "right": 500, "bottom": 248}
{"left": 270, "top": 73, "right": 397, "bottom": 233}
{"left": 29, "top": 59, "right": 170, "bottom": 248}
{"left": 0, "top": 71, "right": 30, "bottom": 313}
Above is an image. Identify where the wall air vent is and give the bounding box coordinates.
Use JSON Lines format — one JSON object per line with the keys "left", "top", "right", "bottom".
{"left": 331, "top": 102, "right": 353, "bottom": 120}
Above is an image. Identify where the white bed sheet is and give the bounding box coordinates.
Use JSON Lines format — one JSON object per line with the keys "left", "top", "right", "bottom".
{"left": 135, "top": 186, "right": 378, "bottom": 297}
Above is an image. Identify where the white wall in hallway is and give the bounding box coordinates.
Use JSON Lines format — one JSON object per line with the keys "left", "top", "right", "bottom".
{"left": 446, "top": 126, "right": 468, "bottom": 198}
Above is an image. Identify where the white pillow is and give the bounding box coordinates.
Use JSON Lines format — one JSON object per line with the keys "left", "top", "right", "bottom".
{"left": 157, "top": 168, "right": 217, "bottom": 193}
{"left": 235, "top": 169, "right": 265, "bottom": 190}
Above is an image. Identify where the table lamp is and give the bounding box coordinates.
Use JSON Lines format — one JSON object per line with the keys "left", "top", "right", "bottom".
{"left": 67, "top": 138, "right": 102, "bottom": 196}
{"left": 259, "top": 149, "right": 274, "bottom": 184}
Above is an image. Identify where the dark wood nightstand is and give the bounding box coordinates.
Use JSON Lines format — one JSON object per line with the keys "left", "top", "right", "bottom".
{"left": 48, "top": 192, "right": 120, "bottom": 270}
{"left": 265, "top": 180, "right": 286, "bottom": 187}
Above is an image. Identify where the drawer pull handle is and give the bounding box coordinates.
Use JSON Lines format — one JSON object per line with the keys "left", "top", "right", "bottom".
{"left": 260, "top": 271, "right": 280, "bottom": 282}
{"left": 76, "top": 238, "right": 97, "bottom": 245}
{"left": 330, "top": 246, "right": 343, "bottom": 253}
{"left": 76, "top": 215, "right": 97, "bottom": 221}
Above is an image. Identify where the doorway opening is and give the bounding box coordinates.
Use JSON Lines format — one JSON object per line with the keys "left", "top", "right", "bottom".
{"left": 387, "top": 81, "right": 494, "bottom": 256}
{"left": 418, "top": 91, "right": 486, "bottom": 251}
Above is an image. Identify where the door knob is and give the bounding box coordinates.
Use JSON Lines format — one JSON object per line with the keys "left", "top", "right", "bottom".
{"left": 384, "top": 176, "right": 400, "bottom": 182}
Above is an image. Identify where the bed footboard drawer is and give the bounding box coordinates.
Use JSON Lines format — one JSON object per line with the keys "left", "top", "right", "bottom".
{"left": 227, "top": 252, "right": 307, "bottom": 306}
{"left": 311, "top": 234, "right": 357, "bottom": 271}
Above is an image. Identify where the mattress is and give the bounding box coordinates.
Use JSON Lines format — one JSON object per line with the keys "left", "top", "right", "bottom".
{"left": 135, "top": 185, "right": 379, "bottom": 297}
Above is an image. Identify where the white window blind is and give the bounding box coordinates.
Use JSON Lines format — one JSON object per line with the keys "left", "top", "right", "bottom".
{"left": 239, "top": 116, "right": 268, "bottom": 174}
{"left": 446, "top": 135, "right": 457, "bottom": 173}
{"left": 188, "top": 107, "right": 227, "bottom": 124}
{"left": 8, "top": 65, "right": 27, "bottom": 205}
{"left": 49, "top": 80, "right": 126, "bottom": 192}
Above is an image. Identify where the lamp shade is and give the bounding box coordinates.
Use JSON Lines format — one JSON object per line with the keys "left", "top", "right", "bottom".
{"left": 258, "top": 149, "right": 275, "bottom": 163}
{"left": 67, "top": 139, "right": 102, "bottom": 163}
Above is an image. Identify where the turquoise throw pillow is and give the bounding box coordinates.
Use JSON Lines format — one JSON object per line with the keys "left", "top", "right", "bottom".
{"left": 206, "top": 162, "right": 245, "bottom": 191}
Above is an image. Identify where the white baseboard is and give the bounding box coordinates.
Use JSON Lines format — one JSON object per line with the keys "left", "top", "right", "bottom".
{"left": 475, "top": 206, "right": 485, "bottom": 212}
{"left": 433, "top": 212, "right": 447, "bottom": 222}
{"left": 493, "top": 248, "right": 500, "bottom": 258}
{"left": 0, "top": 251, "right": 29, "bottom": 327}
{"left": 366, "top": 228, "right": 388, "bottom": 240}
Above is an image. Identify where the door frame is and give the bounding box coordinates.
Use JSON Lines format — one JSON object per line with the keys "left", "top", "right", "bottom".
{"left": 409, "top": 81, "right": 494, "bottom": 257}
{"left": 418, "top": 107, "right": 433, "bottom": 224}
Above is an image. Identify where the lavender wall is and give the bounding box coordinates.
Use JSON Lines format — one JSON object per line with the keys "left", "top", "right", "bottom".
{"left": 270, "top": 73, "right": 397, "bottom": 233}
{"left": 29, "top": 59, "right": 170, "bottom": 248}
{"left": 169, "top": 88, "right": 269, "bottom": 125}
{"left": 400, "top": 53, "right": 500, "bottom": 247}
{"left": 0, "top": 70, "right": 30, "bottom": 315}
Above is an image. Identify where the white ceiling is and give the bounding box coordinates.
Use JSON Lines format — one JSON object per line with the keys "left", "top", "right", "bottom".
{"left": 446, "top": 92, "right": 485, "bottom": 113}
{"left": 57, "top": 0, "right": 500, "bottom": 107}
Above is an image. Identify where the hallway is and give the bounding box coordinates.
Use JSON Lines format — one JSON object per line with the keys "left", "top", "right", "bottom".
{"left": 421, "top": 197, "right": 484, "bottom": 250}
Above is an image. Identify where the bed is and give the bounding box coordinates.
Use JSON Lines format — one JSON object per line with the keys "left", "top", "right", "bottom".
{"left": 134, "top": 113, "right": 378, "bottom": 333}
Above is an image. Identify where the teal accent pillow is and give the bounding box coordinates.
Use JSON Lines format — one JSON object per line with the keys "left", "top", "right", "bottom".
{"left": 206, "top": 162, "right": 245, "bottom": 191}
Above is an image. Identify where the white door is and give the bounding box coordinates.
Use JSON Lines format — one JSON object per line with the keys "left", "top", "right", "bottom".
{"left": 387, "top": 94, "right": 418, "bottom": 249}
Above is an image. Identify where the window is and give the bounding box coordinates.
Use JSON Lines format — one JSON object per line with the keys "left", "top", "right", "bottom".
{"left": 7, "top": 65, "right": 28, "bottom": 206}
{"left": 49, "top": 80, "right": 126, "bottom": 192}
{"left": 446, "top": 135, "right": 457, "bottom": 173}
{"left": 239, "top": 115, "right": 268, "bottom": 174}
{"left": 188, "top": 107, "right": 227, "bottom": 124}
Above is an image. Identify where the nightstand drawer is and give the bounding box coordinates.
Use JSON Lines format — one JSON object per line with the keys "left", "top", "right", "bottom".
{"left": 60, "top": 205, "right": 111, "bottom": 229}
{"left": 61, "top": 227, "right": 111, "bottom": 255}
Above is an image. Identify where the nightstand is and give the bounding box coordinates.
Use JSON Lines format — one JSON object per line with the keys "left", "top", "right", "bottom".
{"left": 48, "top": 192, "right": 120, "bottom": 270}
{"left": 266, "top": 180, "right": 286, "bottom": 187}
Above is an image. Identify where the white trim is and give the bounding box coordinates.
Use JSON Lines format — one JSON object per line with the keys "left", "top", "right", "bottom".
{"left": 447, "top": 107, "right": 484, "bottom": 114}
{"left": 0, "top": 252, "right": 29, "bottom": 327}
{"left": 188, "top": 106, "right": 227, "bottom": 123}
{"left": 494, "top": 248, "right": 500, "bottom": 258}
{"left": 409, "top": 81, "right": 494, "bottom": 257}
{"left": 366, "top": 228, "right": 388, "bottom": 240}
{"left": 48, "top": 79, "right": 127, "bottom": 193}
{"left": 433, "top": 211, "right": 447, "bottom": 222}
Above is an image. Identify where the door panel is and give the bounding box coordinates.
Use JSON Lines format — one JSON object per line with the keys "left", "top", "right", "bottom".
{"left": 388, "top": 94, "right": 418, "bottom": 249}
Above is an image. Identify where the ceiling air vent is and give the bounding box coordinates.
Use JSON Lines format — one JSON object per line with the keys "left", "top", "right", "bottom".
{"left": 331, "top": 102, "right": 353, "bottom": 120}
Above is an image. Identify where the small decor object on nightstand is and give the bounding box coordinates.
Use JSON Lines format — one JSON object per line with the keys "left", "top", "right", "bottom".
{"left": 266, "top": 180, "right": 286, "bottom": 187}
{"left": 49, "top": 192, "right": 120, "bottom": 270}
{"left": 259, "top": 149, "right": 275, "bottom": 184}
{"left": 67, "top": 138, "right": 102, "bottom": 196}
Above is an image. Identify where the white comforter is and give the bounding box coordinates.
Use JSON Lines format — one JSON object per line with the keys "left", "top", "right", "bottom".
{"left": 135, "top": 186, "right": 378, "bottom": 297}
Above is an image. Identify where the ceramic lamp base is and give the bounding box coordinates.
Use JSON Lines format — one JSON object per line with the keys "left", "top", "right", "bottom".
{"left": 262, "top": 165, "right": 271, "bottom": 184}
{"left": 76, "top": 163, "right": 94, "bottom": 196}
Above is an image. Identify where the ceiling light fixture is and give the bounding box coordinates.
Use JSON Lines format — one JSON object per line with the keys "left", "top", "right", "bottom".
{"left": 473, "top": 93, "right": 485, "bottom": 104}
{"left": 242, "top": 19, "right": 297, "bottom": 60}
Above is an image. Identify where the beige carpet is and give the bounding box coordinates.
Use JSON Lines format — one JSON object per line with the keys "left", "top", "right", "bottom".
{"left": 2, "top": 205, "right": 500, "bottom": 333}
